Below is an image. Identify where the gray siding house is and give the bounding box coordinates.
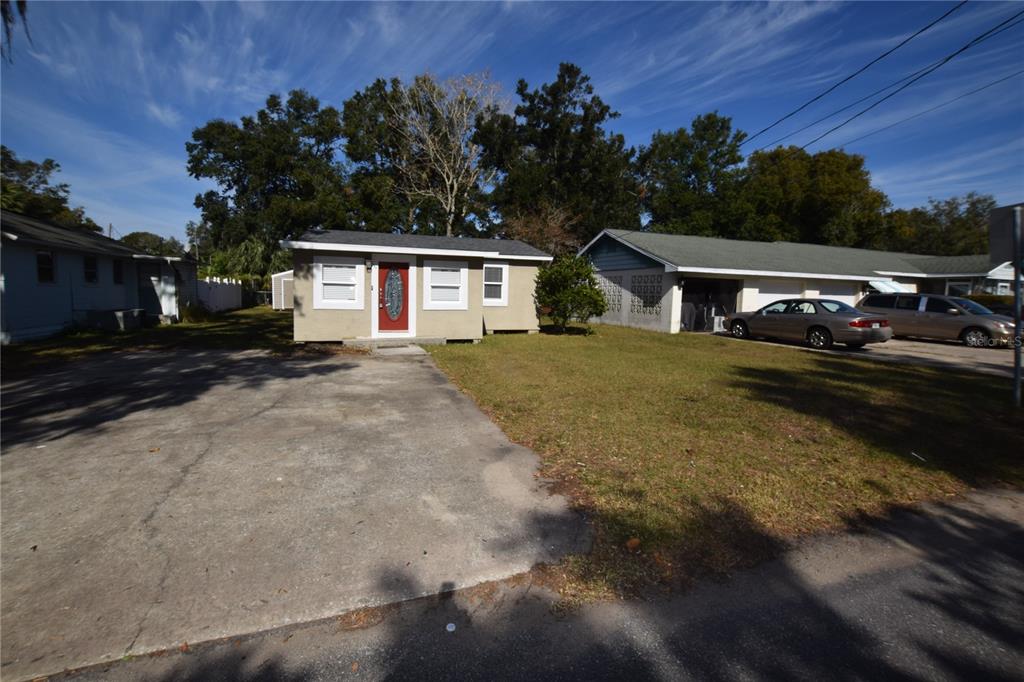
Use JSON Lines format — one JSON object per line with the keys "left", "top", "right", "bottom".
{"left": 1, "top": 212, "right": 198, "bottom": 343}
{"left": 580, "top": 229, "right": 1013, "bottom": 334}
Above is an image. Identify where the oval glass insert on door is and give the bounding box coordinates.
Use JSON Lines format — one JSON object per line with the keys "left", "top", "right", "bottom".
{"left": 384, "top": 268, "right": 403, "bottom": 321}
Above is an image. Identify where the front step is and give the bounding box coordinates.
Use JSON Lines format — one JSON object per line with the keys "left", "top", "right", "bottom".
{"left": 345, "top": 337, "right": 450, "bottom": 351}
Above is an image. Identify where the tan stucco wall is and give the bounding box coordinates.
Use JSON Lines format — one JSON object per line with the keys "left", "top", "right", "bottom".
{"left": 292, "top": 249, "right": 372, "bottom": 341}
{"left": 482, "top": 263, "right": 541, "bottom": 332}
{"left": 292, "top": 250, "right": 543, "bottom": 342}
{"left": 415, "top": 256, "right": 484, "bottom": 340}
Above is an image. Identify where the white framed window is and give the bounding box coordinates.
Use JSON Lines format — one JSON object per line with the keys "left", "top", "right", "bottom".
{"left": 313, "top": 255, "right": 364, "bottom": 310}
{"left": 423, "top": 260, "right": 468, "bottom": 310}
{"left": 482, "top": 261, "right": 509, "bottom": 307}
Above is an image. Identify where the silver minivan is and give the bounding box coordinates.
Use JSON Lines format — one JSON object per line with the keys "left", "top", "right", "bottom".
{"left": 857, "top": 293, "right": 1015, "bottom": 347}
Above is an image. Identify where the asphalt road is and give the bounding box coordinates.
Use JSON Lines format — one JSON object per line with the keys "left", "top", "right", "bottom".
{"left": 67, "top": 489, "right": 1024, "bottom": 681}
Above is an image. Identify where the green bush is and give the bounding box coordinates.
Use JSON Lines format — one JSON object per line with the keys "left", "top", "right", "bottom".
{"left": 534, "top": 255, "right": 607, "bottom": 331}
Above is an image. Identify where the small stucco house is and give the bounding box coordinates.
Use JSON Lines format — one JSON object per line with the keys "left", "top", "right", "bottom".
{"left": 579, "top": 229, "right": 1014, "bottom": 334}
{"left": 281, "top": 230, "right": 553, "bottom": 343}
{"left": 1, "top": 212, "right": 198, "bottom": 343}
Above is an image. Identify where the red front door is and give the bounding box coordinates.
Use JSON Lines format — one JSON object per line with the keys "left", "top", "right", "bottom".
{"left": 378, "top": 262, "right": 409, "bottom": 332}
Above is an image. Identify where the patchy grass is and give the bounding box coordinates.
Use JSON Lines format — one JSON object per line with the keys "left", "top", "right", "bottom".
{"left": 430, "top": 324, "right": 1024, "bottom": 603}
{"left": 3, "top": 307, "right": 303, "bottom": 375}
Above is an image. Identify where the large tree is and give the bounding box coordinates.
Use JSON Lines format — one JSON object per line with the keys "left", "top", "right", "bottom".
{"left": 186, "top": 90, "right": 349, "bottom": 273}
{"left": 736, "top": 146, "right": 890, "bottom": 248}
{"left": 638, "top": 112, "right": 747, "bottom": 236}
{"left": 475, "top": 63, "right": 640, "bottom": 244}
{"left": 883, "top": 193, "right": 995, "bottom": 256}
{"left": 1, "top": 145, "right": 101, "bottom": 231}
{"left": 388, "top": 73, "right": 500, "bottom": 237}
{"left": 342, "top": 78, "right": 417, "bottom": 233}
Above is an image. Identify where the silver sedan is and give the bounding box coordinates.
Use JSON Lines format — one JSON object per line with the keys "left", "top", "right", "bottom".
{"left": 726, "top": 299, "right": 893, "bottom": 350}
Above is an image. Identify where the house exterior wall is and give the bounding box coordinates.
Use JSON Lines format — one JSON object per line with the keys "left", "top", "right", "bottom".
{"left": 593, "top": 268, "right": 680, "bottom": 333}
{"left": 1, "top": 241, "right": 140, "bottom": 343}
{"left": 482, "top": 263, "right": 540, "bottom": 332}
{"left": 293, "top": 249, "right": 541, "bottom": 342}
{"left": 737, "top": 277, "right": 863, "bottom": 311}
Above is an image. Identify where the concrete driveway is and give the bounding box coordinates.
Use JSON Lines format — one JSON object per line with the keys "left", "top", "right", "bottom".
{"left": 828, "top": 337, "right": 1016, "bottom": 378}
{"left": 0, "top": 350, "right": 585, "bottom": 681}
{"left": 731, "top": 334, "right": 1015, "bottom": 378}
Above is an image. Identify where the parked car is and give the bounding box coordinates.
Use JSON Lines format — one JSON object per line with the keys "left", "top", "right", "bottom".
{"left": 857, "top": 293, "right": 1015, "bottom": 347}
{"left": 727, "top": 299, "right": 892, "bottom": 350}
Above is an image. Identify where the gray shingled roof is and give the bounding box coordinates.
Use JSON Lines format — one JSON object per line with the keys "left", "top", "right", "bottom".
{"left": 1, "top": 212, "right": 141, "bottom": 258}
{"left": 293, "top": 229, "right": 551, "bottom": 258}
{"left": 601, "top": 230, "right": 996, "bottom": 278}
{"left": 900, "top": 254, "right": 994, "bottom": 275}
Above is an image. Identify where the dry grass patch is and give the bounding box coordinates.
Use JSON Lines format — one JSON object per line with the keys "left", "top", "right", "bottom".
{"left": 431, "top": 325, "right": 1023, "bottom": 602}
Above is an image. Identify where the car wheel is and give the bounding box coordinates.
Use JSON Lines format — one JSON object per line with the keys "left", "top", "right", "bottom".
{"left": 731, "top": 320, "right": 749, "bottom": 339}
{"left": 962, "top": 328, "right": 990, "bottom": 348}
{"left": 807, "top": 327, "right": 833, "bottom": 350}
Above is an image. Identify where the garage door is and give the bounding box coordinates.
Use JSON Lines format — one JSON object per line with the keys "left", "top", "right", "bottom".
{"left": 817, "top": 281, "right": 861, "bottom": 307}
{"left": 745, "top": 278, "right": 803, "bottom": 311}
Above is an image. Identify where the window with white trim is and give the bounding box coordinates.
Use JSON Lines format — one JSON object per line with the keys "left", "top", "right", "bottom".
{"left": 482, "top": 262, "right": 509, "bottom": 306}
{"left": 313, "top": 256, "right": 364, "bottom": 310}
{"left": 423, "top": 260, "right": 468, "bottom": 310}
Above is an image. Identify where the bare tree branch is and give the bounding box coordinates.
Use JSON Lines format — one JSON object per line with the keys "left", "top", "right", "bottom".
{"left": 387, "top": 72, "right": 501, "bottom": 236}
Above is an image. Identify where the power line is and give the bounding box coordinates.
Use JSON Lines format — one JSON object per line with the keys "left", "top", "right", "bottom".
{"left": 837, "top": 68, "right": 1024, "bottom": 146}
{"left": 743, "top": 0, "right": 968, "bottom": 146}
{"left": 800, "top": 7, "right": 1024, "bottom": 149}
{"left": 756, "top": 12, "right": 1024, "bottom": 151}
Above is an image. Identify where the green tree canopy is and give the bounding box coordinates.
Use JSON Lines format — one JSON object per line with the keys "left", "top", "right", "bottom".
{"left": 735, "top": 146, "right": 890, "bottom": 248}
{"left": 186, "top": 90, "right": 350, "bottom": 274}
{"left": 883, "top": 193, "right": 995, "bottom": 256}
{"left": 1, "top": 145, "right": 102, "bottom": 232}
{"left": 475, "top": 63, "right": 640, "bottom": 245}
{"left": 639, "top": 112, "right": 747, "bottom": 237}
{"left": 119, "top": 231, "right": 186, "bottom": 257}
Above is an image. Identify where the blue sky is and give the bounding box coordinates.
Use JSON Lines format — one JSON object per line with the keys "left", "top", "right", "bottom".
{"left": 2, "top": 1, "right": 1022, "bottom": 242}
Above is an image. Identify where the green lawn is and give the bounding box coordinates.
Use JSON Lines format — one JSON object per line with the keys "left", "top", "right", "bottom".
{"left": 2, "top": 307, "right": 298, "bottom": 375}
{"left": 430, "top": 325, "right": 1024, "bottom": 602}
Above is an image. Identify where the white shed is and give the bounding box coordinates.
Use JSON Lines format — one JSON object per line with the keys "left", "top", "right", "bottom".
{"left": 271, "top": 269, "right": 294, "bottom": 310}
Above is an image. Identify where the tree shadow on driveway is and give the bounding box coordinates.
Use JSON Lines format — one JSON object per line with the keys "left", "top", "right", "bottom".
{"left": 1, "top": 350, "right": 356, "bottom": 449}
{"left": 82, "top": 493, "right": 1023, "bottom": 681}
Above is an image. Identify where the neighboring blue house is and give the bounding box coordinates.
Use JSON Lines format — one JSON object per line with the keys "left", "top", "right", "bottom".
{"left": 1, "top": 212, "right": 197, "bottom": 343}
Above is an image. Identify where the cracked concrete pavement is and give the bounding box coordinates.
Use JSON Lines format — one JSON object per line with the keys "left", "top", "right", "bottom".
{"left": 0, "top": 349, "right": 586, "bottom": 681}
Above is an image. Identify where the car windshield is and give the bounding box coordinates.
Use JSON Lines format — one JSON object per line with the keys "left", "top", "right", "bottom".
{"left": 950, "top": 298, "right": 993, "bottom": 315}
{"left": 818, "top": 300, "right": 859, "bottom": 314}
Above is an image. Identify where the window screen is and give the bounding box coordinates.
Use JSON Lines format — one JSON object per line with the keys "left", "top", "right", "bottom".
{"left": 483, "top": 265, "right": 504, "bottom": 301}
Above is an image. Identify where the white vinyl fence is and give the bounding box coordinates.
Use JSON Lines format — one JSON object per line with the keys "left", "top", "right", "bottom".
{"left": 198, "top": 277, "right": 243, "bottom": 312}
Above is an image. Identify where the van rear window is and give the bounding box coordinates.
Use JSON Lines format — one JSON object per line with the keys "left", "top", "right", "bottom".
{"left": 864, "top": 295, "right": 895, "bottom": 308}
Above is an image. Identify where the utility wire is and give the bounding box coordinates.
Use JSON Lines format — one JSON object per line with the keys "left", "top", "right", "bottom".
{"left": 837, "top": 68, "right": 1024, "bottom": 146}
{"left": 757, "top": 12, "right": 1024, "bottom": 151}
{"left": 743, "top": 0, "right": 968, "bottom": 146}
{"left": 800, "top": 8, "right": 1024, "bottom": 149}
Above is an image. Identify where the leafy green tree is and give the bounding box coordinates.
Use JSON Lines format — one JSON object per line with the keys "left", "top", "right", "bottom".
{"left": 119, "top": 231, "right": 186, "bottom": 257}
{"left": 1, "top": 146, "right": 101, "bottom": 231}
{"left": 534, "top": 255, "right": 607, "bottom": 331}
{"left": 186, "top": 90, "right": 350, "bottom": 273}
{"left": 342, "top": 78, "right": 417, "bottom": 232}
{"left": 475, "top": 63, "right": 640, "bottom": 243}
{"left": 883, "top": 193, "right": 995, "bottom": 255}
{"left": 736, "top": 146, "right": 889, "bottom": 247}
{"left": 638, "top": 113, "right": 747, "bottom": 236}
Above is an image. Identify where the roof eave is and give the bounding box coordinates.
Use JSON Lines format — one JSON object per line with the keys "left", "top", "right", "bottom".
{"left": 280, "top": 239, "right": 553, "bottom": 262}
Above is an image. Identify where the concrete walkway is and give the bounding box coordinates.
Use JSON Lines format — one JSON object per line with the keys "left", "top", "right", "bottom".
{"left": 0, "top": 350, "right": 585, "bottom": 681}
{"left": 70, "top": 489, "right": 1024, "bottom": 681}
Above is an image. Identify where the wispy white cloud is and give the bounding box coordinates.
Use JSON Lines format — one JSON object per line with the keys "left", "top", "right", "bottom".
{"left": 146, "top": 102, "right": 183, "bottom": 128}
